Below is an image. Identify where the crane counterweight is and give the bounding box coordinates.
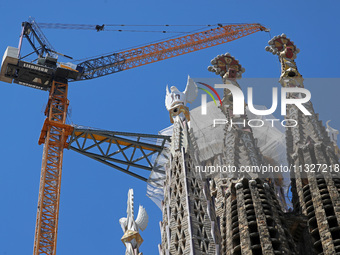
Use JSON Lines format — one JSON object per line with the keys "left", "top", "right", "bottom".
{"left": 0, "top": 46, "right": 82, "bottom": 90}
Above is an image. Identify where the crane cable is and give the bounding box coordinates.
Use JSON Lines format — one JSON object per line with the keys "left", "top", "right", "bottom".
{"left": 37, "top": 23, "right": 233, "bottom": 33}
{"left": 70, "top": 25, "right": 213, "bottom": 63}
{"left": 70, "top": 23, "right": 258, "bottom": 63}
{"left": 35, "top": 22, "right": 257, "bottom": 63}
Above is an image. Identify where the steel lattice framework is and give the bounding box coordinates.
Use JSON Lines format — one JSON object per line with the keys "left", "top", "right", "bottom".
{"left": 77, "top": 23, "right": 267, "bottom": 80}
{"left": 35, "top": 119, "right": 170, "bottom": 254}
{"left": 67, "top": 127, "right": 170, "bottom": 181}
{"left": 33, "top": 81, "right": 71, "bottom": 255}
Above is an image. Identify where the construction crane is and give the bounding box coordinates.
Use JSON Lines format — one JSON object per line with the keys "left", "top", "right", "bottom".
{"left": 0, "top": 19, "right": 268, "bottom": 255}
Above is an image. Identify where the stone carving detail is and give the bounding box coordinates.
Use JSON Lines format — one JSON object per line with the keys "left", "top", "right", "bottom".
{"left": 119, "top": 189, "right": 148, "bottom": 255}
{"left": 165, "top": 77, "right": 198, "bottom": 123}
{"left": 267, "top": 34, "right": 340, "bottom": 254}
{"left": 206, "top": 53, "right": 297, "bottom": 254}
{"left": 159, "top": 81, "right": 220, "bottom": 255}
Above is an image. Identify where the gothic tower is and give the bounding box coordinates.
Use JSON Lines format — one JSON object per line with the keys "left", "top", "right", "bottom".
{"left": 266, "top": 34, "right": 340, "bottom": 254}
{"left": 159, "top": 82, "right": 221, "bottom": 255}
{"left": 207, "top": 54, "right": 297, "bottom": 255}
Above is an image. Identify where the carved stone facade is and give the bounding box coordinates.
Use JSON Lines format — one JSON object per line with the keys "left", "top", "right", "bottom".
{"left": 266, "top": 34, "right": 340, "bottom": 254}
{"left": 119, "top": 189, "right": 148, "bottom": 255}
{"left": 207, "top": 53, "right": 297, "bottom": 255}
{"left": 158, "top": 35, "right": 340, "bottom": 255}
{"left": 159, "top": 88, "right": 220, "bottom": 254}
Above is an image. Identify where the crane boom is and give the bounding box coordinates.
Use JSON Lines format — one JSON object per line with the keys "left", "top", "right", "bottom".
{"left": 77, "top": 23, "right": 267, "bottom": 80}
{"left": 0, "top": 23, "right": 268, "bottom": 89}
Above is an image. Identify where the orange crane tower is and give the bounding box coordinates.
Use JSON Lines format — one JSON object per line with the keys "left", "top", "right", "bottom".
{"left": 0, "top": 21, "right": 268, "bottom": 255}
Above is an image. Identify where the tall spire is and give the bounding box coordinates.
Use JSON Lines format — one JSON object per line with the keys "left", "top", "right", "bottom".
{"left": 207, "top": 53, "right": 297, "bottom": 254}
{"left": 208, "top": 53, "right": 266, "bottom": 179}
{"left": 159, "top": 78, "right": 221, "bottom": 255}
{"left": 267, "top": 34, "right": 340, "bottom": 254}
{"left": 266, "top": 34, "right": 332, "bottom": 150}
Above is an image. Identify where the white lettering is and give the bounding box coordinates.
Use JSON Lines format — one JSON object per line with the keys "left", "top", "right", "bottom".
{"left": 281, "top": 88, "right": 312, "bottom": 115}
{"left": 213, "top": 119, "right": 228, "bottom": 127}
{"left": 23, "top": 63, "right": 48, "bottom": 73}
{"left": 248, "top": 119, "right": 264, "bottom": 128}
{"left": 212, "top": 118, "right": 298, "bottom": 128}
{"left": 248, "top": 87, "right": 278, "bottom": 115}
{"left": 281, "top": 119, "right": 298, "bottom": 127}
{"left": 200, "top": 84, "right": 312, "bottom": 116}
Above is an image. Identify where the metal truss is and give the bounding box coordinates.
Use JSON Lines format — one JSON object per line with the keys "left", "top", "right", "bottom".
{"left": 20, "top": 19, "right": 56, "bottom": 60}
{"left": 67, "top": 126, "right": 171, "bottom": 181}
{"left": 34, "top": 80, "right": 69, "bottom": 255}
{"left": 76, "top": 23, "right": 267, "bottom": 80}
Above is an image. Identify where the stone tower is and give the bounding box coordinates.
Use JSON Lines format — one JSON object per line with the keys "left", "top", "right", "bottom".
{"left": 266, "top": 34, "right": 340, "bottom": 254}
{"left": 159, "top": 81, "right": 221, "bottom": 255}
{"left": 207, "top": 53, "right": 297, "bottom": 255}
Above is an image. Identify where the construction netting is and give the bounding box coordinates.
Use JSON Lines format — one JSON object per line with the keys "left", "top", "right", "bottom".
{"left": 147, "top": 101, "right": 291, "bottom": 210}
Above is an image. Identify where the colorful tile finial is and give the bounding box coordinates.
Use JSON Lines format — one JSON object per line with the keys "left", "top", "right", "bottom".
{"left": 208, "top": 53, "right": 245, "bottom": 79}
{"left": 265, "top": 33, "right": 300, "bottom": 59}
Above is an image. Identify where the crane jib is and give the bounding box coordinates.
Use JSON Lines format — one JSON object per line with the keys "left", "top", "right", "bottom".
{"left": 0, "top": 23, "right": 267, "bottom": 87}
{"left": 77, "top": 50, "right": 143, "bottom": 79}
{"left": 75, "top": 23, "right": 266, "bottom": 80}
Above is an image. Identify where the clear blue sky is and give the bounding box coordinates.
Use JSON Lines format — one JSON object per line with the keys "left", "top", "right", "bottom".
{"left": 0, "top": 1, "right": 339, "bottom": 254}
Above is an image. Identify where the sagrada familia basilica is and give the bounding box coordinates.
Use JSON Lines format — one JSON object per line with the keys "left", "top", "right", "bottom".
{"left": 120, "top": 35, "right": 340, "bottom": 255}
